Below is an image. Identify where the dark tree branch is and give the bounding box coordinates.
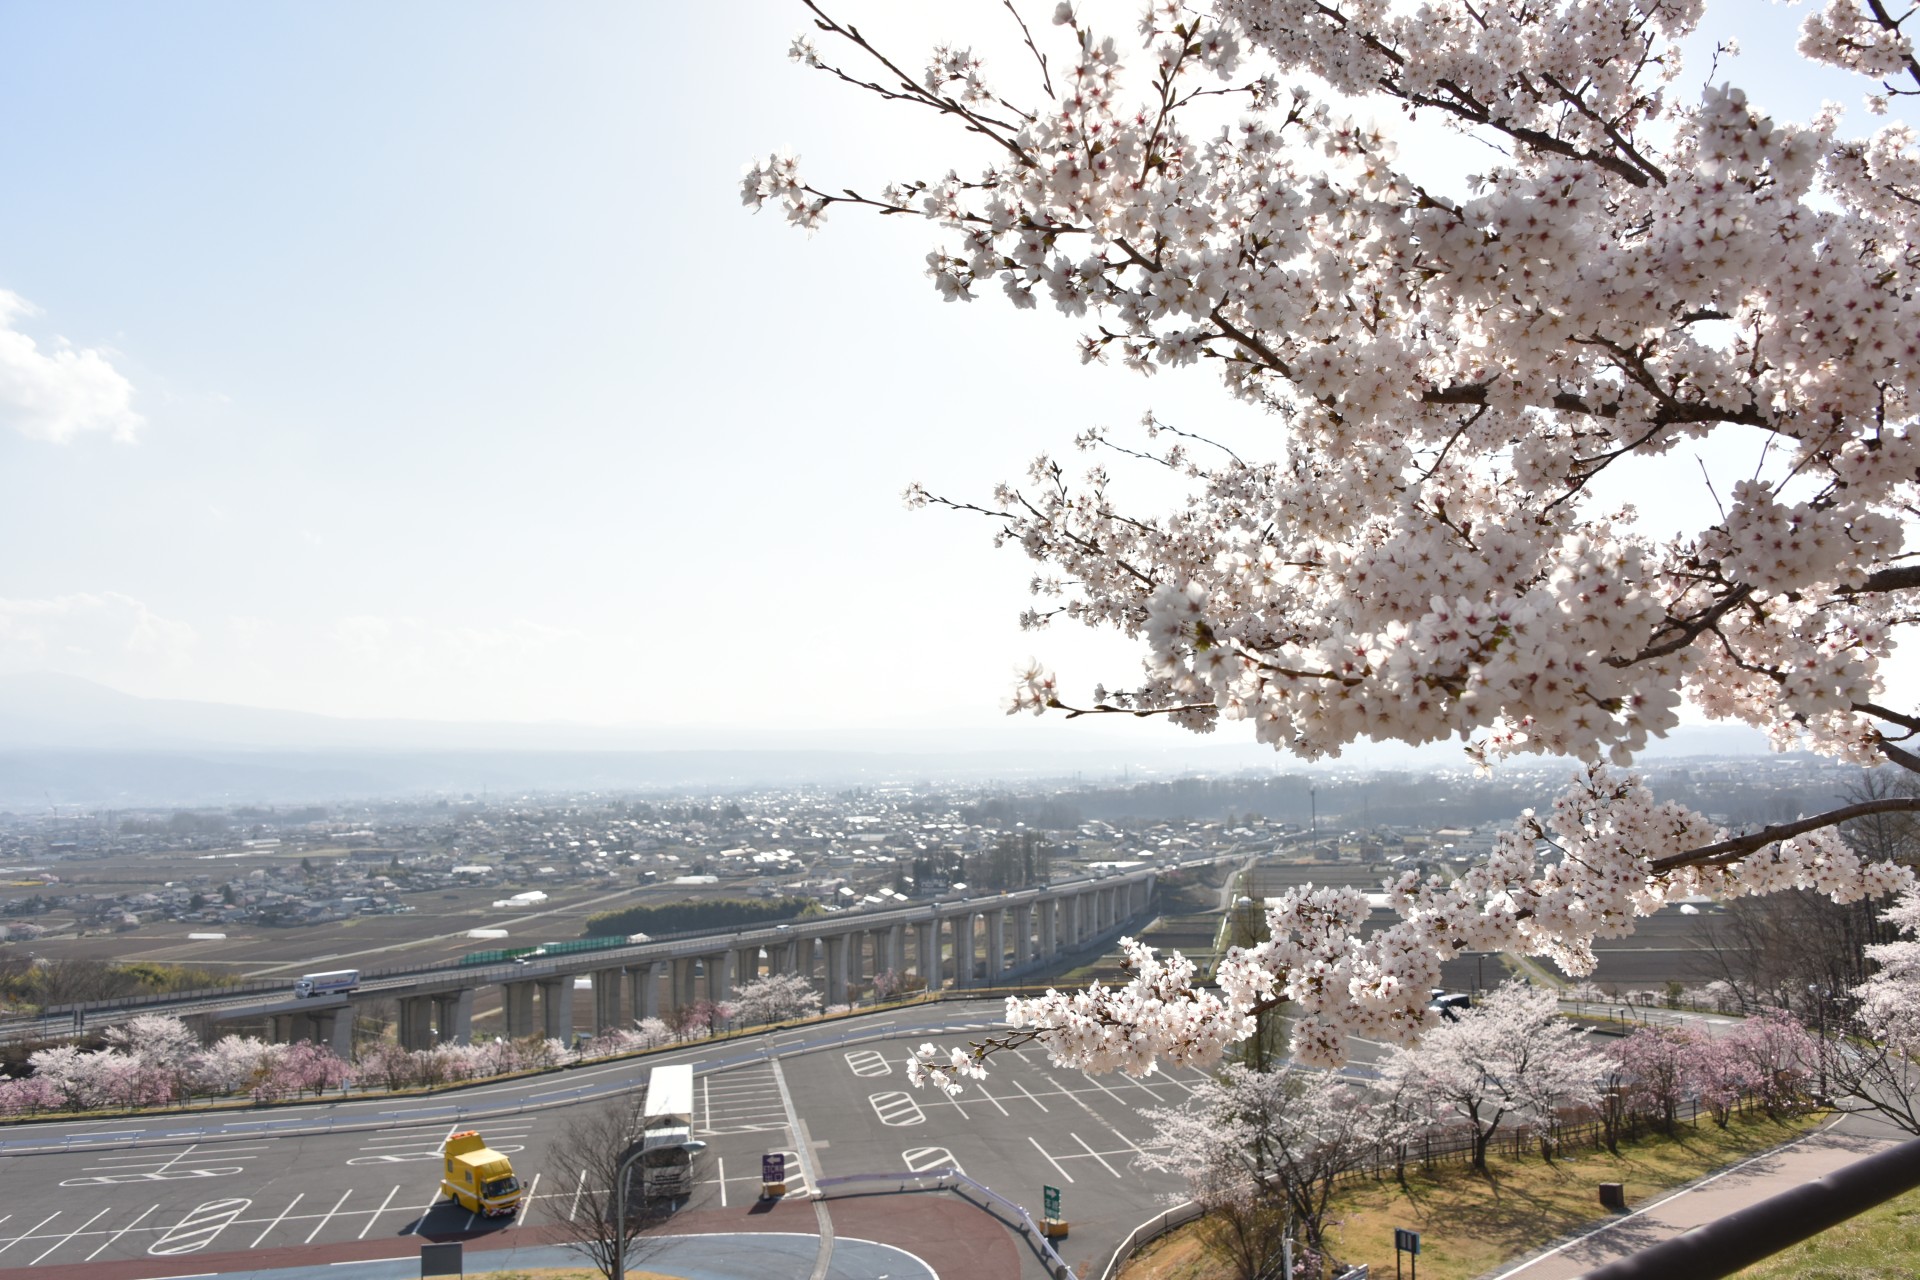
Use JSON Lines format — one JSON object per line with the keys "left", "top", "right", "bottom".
{"left": 1647, "top": 797, "right": 1920, "bottom": 873}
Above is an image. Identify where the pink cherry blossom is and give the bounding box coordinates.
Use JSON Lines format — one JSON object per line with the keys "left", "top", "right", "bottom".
{"left": 759, "top": 0, "right": 1920, "bottom": 1087}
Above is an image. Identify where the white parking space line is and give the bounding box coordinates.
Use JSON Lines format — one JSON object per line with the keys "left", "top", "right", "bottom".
{"left": 569, "top": 1169, "right": 587, "bottom": 1222}
{"left": 869, "top": 1091, "right": 928, "bottom": 1126}
{"left": 359, "top": 1186, "right": 400, "bottom": 1240}
{"left": 1125, "top": 1075, "right": 1169, "bottom": 1102}
{"left": 1071, "top": 1132, "right": 1123, "bottom": 1177}
{"left": 904, "top": 1146, "right": 964, "bottom": 1177}
{"left": 0, "top": 1213, "right": 59, "bottom": 1258}
{"left": 1009, "top": 1078, "right": 1050, "bottom": 1112}
{"left": 1045, "top": 1072, "right": 1158, "bottom": 1156}
{"left": 845, "top": 1049, "right": 893, "bottom": 1077}
{"left": 1080, "top": 1071, "right": 1139, "bottom": 1109}
{"left": 1026, "top": 1136, "right": 1074, "bottom": 1184}
{"left": 65, "top": 1141, "right": 264, "bottom": 1187}
{"left": 30, "top": 1206, "right": 111, "bottom": 1265}
{"left": 249, "top": 1193, "right": 305, "bottom": 1248}
{"left": 698, "top": 1063, "right": 793, "bottom": 1135}
{"left": 149, "top": 1199, "right": 251, "bottom": 1256}
{"left": 403, "top": 1189, "right": 440, "bottom": 1236}
{"left": 87, "top": 1204, "right": 157, "bottom": 1261}
{"left": 718, "top": 1156, "right": 727, "bottom": 1209}
{"left": 304, "top": 1190, "right": 352, "bottom": 1244}
{"left": 514, "top": 1172, "right": 541, "bottom": 1227}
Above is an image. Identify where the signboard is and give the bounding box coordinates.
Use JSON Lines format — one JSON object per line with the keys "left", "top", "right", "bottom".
{"left": 420, "top": 1241, "right": 463, "bottom": 1278}
{"left": 1394, "top": 1229, "right": 1421, "bottom": 1255}
{"left": 1043, "top": 1184, "right": 1061, "bottom": 1220}
{"left": 762, "top": 1152, "right": 785, "bottom": 1184}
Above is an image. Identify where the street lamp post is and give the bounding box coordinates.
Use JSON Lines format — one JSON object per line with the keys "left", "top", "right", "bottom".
{"left": 1809, "top": 984, "right": 1829, "bottom": 1102}
{"left": 611, "top": 1144, "right": 648, "bottom": 1280}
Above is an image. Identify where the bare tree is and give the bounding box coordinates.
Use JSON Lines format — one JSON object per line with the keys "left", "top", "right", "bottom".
{"left": 1818, "top": 1032, "right": 1920, "bottom": 1135}
{"left": 1688, "top": 774, "right": 1920, "bottom": 1017}
{"left": 541, "top": 1095, "right": 669, "bottom": 1279}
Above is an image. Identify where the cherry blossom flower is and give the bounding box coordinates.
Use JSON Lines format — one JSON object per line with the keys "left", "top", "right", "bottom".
{"left": 756, "top": 0, "right": 1920, "bottom": 1083}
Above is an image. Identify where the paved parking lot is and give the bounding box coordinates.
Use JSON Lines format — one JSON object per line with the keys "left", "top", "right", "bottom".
{"left": 0, "top": 1001, "right": 1209, "bottom": 1279}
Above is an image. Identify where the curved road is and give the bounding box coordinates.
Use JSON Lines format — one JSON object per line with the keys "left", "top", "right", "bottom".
{"left": 0, "top": 998, "right": 1218, "bottom": 1280}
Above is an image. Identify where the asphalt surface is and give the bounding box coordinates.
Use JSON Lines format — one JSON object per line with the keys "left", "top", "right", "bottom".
{"left": 0, "top": 998, "right": 1244, "bottom": 1280}
{"left": 0, "top": 990, "right": 1823, "bottom": 1280}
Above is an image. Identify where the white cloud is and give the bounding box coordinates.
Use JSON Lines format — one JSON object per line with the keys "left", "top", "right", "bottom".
{"left": 0, "top": 592, "right": 196, "bottom": 670}
{"left": 0, "top": 291, "right": 143, "bottom": 442}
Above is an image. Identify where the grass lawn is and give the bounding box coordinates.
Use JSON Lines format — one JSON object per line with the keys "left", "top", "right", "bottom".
{"left": 1123, "top": 1111, "right": 1822, "bottom": 1280}
{"left": 1728, "top": 1183, "right": 1920, "bottom": 1279}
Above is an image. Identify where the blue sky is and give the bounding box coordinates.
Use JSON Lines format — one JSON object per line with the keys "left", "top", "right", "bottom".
{"left": 0, "top": 2, "right": 1906, "bottom": 753}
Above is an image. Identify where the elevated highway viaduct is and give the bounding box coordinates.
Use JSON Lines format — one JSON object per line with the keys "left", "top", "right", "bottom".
{"left": 3, "top": 864, "right": 1191, "bottom": 1055}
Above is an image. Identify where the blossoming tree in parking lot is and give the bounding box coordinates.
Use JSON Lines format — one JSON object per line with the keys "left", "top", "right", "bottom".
{"left": 749, "top": 0, "right": 1920, "bottom": 1090}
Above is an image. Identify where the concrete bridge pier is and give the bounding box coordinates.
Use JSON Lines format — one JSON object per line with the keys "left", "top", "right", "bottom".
{"left": 986, "top": 909, "right": 1006, "bottom": 984}
{"left": 537, "top": 977, "right": 574, "bottom": 1042}
{"left": 672, "top": 958, "right": 697, "bottom": 1011}
{"left": 704, "top": 950, "right": 735, "bottom": 1005}
{"left": 397, "top": 996, "right": 436, "bottom": 1052}
{"left": 1013, "top": 904, "right": 1033, "bottom": 969}
{"left": 503, "top": 980, "right": 537, "bottom": 1040}
{"left": 432, "top": 989, "right": 474, "bottom": 1045}
{"left": 269, "top": 1008, "right": 355, "bottom": 1057}
{"left": 1039, "top": 898, "right": 1058, "bottom": 958}
{"left": 953, "top": 912, "right": 977, "bottom": 988}
{"left": 844, "top": 933, "right": 866, "bottom": 995}
{"left": 886, "top": 923, "right": 905, "bottom": 981}
{"left": 917, "top": 919, "right": 940, "bottom": 990}
{"left": 632, "top": 962, "right": 664, "bottom": 1024}
{"left": 591, "top": 968, "right": 624, "bottom": 1034}
{"left": 825, "top": 933, "right": 850, "bottom": 1006}
{"left": 321, "top": 1007, "right": 355, "bottom": 1057}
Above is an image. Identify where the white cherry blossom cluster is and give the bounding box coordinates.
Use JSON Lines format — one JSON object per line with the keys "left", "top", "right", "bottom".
{"left": 905, "top": 1041, "right": 990, "bottom": 1097}
{"left": 755, "top": 1, "right": 1920, "bottom": 1078}
{"left": 1855, "top": 887, "right": 1920, "bottom": 1053}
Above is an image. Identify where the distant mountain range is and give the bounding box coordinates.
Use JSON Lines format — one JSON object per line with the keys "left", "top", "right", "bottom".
{"left": 0, "top": 671, "right": 1776, "bottom": 808}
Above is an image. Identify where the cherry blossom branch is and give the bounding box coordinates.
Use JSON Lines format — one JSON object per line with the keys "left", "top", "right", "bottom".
{"left": 1859, "top": 702, "right": 1920, "bottom": 736}
{"left": 1001, "top": 0, "right": 1053, "bottom": 98}
{"left": 798, "top": 1, "right": 1035, "bottom": 161}
{"left": 1647, "top": 797, "right": 1920, "bottom": 872}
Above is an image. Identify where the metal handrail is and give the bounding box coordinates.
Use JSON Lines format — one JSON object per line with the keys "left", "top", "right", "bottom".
{"left": 1575, "top": 1135, "right": 1920, "bottom": 1280}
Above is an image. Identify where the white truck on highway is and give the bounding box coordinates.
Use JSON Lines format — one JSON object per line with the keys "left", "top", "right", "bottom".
{"left": 292, "top": 969, "right": 360, "bottom": 998}
{"left": 639, "top": 1063, "right": 700, "bottom": 1198}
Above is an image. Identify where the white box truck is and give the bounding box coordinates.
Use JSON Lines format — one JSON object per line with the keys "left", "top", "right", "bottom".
{"left": 639, "top": 1063, "right": 698, "bottom": 1198}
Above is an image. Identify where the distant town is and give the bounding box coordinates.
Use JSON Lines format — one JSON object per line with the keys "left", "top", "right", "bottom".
{"left": 0, "top": 752, "right": 1864, "bottom": 955}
